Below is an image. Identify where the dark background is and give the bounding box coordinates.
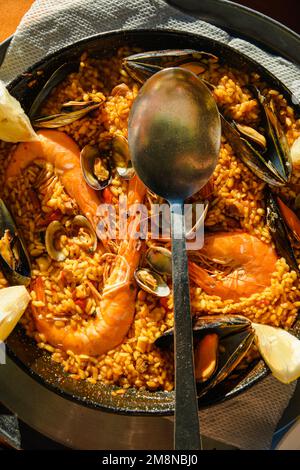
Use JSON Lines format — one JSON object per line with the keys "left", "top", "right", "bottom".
{"left": 234, "top": 0, "right": 300, "bottom": 34}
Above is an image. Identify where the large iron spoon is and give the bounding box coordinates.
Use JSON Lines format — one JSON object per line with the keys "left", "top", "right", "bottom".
{"left": 128, "top": 68, "right": 221, "bottom": 450}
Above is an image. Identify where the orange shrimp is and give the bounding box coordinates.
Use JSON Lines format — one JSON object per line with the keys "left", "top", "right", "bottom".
{"left": 31, "top": 176, "right": 146, "bottom": 356}
{"left": 189, "top": 232, "right": 278, "bottom": 300}
{"left": 6, "top": 129, "right": 101, "bottom": 226}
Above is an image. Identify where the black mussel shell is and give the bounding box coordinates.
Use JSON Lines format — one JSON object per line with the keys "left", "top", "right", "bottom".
{"left": 155, "top": 315, "right": 254, "bottom": 396}
{"left": 253, "top": 86, "right": 292, "bottom": 183}
{"left": 265, "top": 188, "right": 299, "bottom": 273}
{"left": 197, "top": 327, "right": 254, "bottom": 397}
{"left": 221, "top": 115, "right": 286, "bottom": 187}
{"left": 155, "top": 315, "right": 252, "bottom": 349}
{"left": 123, "top": 49, "right": 217, "bottom": 84}
{"left": 28, "top": 62, "right": 79, "bottom": 119}
{"left": 0, "top": 199, "right": 31, "bottom": 286}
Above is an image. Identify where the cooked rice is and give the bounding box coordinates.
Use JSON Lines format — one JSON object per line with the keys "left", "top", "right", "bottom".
{"left": 0, "top": 47, "right": 300, "bottom": 393}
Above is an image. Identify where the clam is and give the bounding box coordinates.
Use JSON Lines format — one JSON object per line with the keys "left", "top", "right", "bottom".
{"left": 145, "top": 246, "right": 172, "bottom": 276}
{"left": 134, "top": 267, "right": 170, "bottom": 297}
{"left": 72, "top": 215, "right": 97, "bottom": 252}
{"left": 0, "top": 199, "right": 31, "bottom": 286}
{"left": 112, "top": 134, "right": 135, "bottom": 180}
{"left": 123, "top": 49, "right": 217, "bottom": 84}
{"left": 80, "top": 144, "right": 112, "bottom": 190}
{"left": 45, "top": 216, "right": 97, "bottom": 261}
{"left": 45, "top": 220, "right": 66, "bottom": 262}
{"left": 155, "top": 315, "right": 254, "bottom": 394}
{"left": 265, "top": 188, "right": 299, "bottom": 272}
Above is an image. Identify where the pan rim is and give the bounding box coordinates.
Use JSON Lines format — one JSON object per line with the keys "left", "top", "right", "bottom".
{"left": 5, "top": 27, "right": 299, "bottom": 415}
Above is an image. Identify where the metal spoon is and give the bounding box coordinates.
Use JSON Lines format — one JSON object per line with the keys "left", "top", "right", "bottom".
{"left": 128, "top": 67, "right": 221, "bottom": 450}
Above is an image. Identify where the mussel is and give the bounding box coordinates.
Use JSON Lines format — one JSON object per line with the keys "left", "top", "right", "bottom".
{"left": 112, "top": 134, "right": 135, "bottom": 180}
{"left": 80, "top": 145, "right": 112, "bottom": 190}
{"left": 28, "top": 62, "right": 79, "bottom": 119}
{"left": 265, "top": 188, "right": 299, "bottom": 272}
{"left": 155, "top": 315, "right": 254, "bottom": 395}
{"left": 234, "top": 123, "right": 266, "bottom": 149}
{"left": 221, "top": 88, "right": 291, "bottom": 187}
{"left": 33, "top": 102, "right": 102, "bottom": 129}
{"left": 276, "top": 197, "right": 300, "bottom": 243}
{"left": 255, "top": 87, "right": 292, "bottom": 182}
{"left": 0, "top": 199, "right": 31, "bottom": 286}
{"left": 123, "top": 49, "right": 217, "bottom": 84}
{"left": 134, "top": 267, "right": 170, "bottom": 297}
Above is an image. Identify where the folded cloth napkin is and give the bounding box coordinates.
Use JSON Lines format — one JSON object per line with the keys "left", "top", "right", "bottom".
{"left": 0, "top": 0, "right": 299, "bottom": 450}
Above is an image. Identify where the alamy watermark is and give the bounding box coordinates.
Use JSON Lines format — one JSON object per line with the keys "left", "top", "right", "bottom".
{"left": 95, "top": 197, "right": 205, "bottom": 250}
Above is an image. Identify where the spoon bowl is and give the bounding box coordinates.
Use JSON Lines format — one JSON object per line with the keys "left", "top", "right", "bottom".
{"left": 128, "top": 67, "right": 221, "bottom": 201}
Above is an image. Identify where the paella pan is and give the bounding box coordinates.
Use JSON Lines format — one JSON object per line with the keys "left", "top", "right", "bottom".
{"left": 1, "top": 30, "right": 300, "bottom": 414}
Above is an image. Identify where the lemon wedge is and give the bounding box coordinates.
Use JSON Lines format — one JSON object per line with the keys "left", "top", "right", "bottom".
{"left": 0, "top": 80, "right": 38, "bottom": 143}
{"left": 253, "top": 322, "right": 300, "bottom": 384}
{"left": 291, "top": 136, "right": 300, "bottom": 167}
{"left": 0, "top": 286, "right": 31, "bottom": 341}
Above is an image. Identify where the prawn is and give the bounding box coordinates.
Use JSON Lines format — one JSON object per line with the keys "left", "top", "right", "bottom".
{"left": 31, "top": 175, "right": 146, "bottom": 356}
{"left": 189, "top": 232, "right": 278, "bottom": 300}
{"left": 6, "top": 129, "right": 101, "bottom": 227}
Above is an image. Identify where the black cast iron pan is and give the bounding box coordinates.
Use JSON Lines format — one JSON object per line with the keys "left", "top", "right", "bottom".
{"left": 4, "top": 29, "right": 300, "bottom": 415}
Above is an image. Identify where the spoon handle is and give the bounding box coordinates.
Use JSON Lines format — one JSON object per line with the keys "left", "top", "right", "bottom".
{"left": 170, "top": 202, "right": 202, "bottom": 451}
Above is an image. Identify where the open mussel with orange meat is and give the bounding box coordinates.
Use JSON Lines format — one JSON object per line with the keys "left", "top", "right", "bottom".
{"left": 155, "top": 315, "right": 255, "bottom": 397}
{"left": 265, "top": 188, "right": 300, "bottom": 273}
{"left": 221, "top": 86, "right": 292, "bottom": 187}
{"left": 0, "top": 199, "right": 31, "bottom": 286}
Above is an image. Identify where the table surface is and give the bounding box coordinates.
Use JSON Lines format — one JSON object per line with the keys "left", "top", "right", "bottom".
{"left": 0, "top": 0, "right": 299, "bottom": 43}
{"left": 0, "top": 0, "right": 34, "bottom": 42}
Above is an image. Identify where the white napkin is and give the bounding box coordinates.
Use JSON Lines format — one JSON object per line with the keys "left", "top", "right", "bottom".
{"left": 0, "top": 0, "right": 299, "bottom": 450}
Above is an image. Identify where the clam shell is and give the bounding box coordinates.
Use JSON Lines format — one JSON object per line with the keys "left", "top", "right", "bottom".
{"left": 45, "top": 221, "right": 66, "bottom": 262}
{"left": 72, "top": 215, "right": 97, "bottom": 252}
{"left": 134, "top": 267, "right": 170, "bottom": 297}
{"left": 112, "top": 135, "right": 135, "bottom": 180}
{"left": 145, "top": 246, "right": 172, "bottom": 276}
{"left": 80, "top": 145, "right": 112, "bottom": 191}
